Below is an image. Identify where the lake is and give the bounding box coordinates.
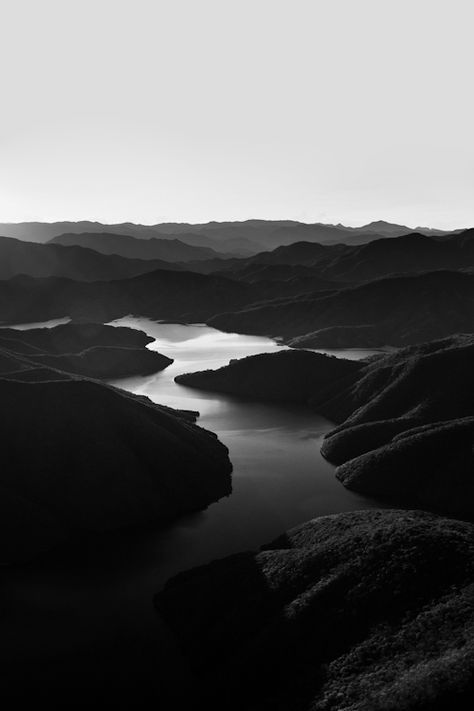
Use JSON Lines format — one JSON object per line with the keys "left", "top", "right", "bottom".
{"left": 105, "top": 316, "right": 379, "bottom": 579}
{"left": 1, "top": 318, "right": 382, "bottom": 688}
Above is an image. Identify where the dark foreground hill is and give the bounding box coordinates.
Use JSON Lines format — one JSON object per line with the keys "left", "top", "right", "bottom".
{"left": 0, "top": 377, "right": 232, "bottom": 563}
{"left": 157, "top": 509, "right": 474, "bottom": 711}
{"left": 209, "top": 270, "right": 474, "bottom": 348}
{"left": 0, "top": 322, "right": 172, "bottom": 379}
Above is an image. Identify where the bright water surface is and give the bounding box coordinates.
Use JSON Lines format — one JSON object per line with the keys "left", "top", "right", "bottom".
{"left": 2, "top": 317, "right": 382, "bottom": 664}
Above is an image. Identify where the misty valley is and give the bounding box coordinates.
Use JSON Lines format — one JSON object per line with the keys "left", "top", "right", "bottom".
{"left": 1, "top": 220, "right": 474, "bottom": 709}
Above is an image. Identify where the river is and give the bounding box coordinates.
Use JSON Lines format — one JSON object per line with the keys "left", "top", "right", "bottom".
{"left": 106, "top": 316, "right": 379, "bottom": 577}
{"left": 1, "top": 317, "right": 382, "bottom": 693}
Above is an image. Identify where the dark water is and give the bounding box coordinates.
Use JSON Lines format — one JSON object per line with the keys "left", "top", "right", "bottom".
{"left": 1, "top": 317, "right": 381, "bottom": 689}
{"left": 105, "top": 317, "right": 379, "bottom": 577}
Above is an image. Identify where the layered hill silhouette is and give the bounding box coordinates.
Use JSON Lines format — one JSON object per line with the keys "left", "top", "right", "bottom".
{"left": 50, "top": 232, "right": 220, "bottom": 262}
{"left": 1, "top": 266, "right": 472, "bottom": 350}
{"left": 0, "top": 269, "right": 257, "bottom": 325}
{"left": 193, "top": 229, "right": 474, "bottom": 282}
{"left": 157, "top": 509, "right": 474, "bottom": 711}
{"left": 0, "top": 322, "right": 172, "bottom": 380}
{"left": 0, "top": 235, "right": 182, "bottom": 281}
{"left": 209, "top": 270, "right": 474, "bottom": 347}
{"left": 0, "top": 376, "right": 232, "bottom": 563}
{"left": 319, "top": 334, "right": 474, "bottom": 516}
{"left": 2, "top": 214, "right": 473, "bottom": 708}
{"left": 175, "top": 334, "right": 474, "bottom": 517}
{"left": 319, "top": 230, "right": 474, "bottom": 281}
{"left": 0, "top": 219, "right": 457, "bottom": 254}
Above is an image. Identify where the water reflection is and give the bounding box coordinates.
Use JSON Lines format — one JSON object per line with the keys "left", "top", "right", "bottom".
{"left": 1, "top": 318, "right": 382, "bottom": 666}
{"left": 103, "top": 317, "right": 379, "bottom": 587}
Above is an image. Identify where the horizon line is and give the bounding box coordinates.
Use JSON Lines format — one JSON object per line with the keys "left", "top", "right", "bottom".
{"left": 0, "top": 217, "right": 470, "bottom": 232}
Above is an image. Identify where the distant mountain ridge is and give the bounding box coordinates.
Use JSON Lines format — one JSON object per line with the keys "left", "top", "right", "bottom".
{"left": 0, "top": 235, "right": 183, "bottom": 281}
{"left": 0, "top": 219, "right": 462, "bottom": 255}
{"left": 0, "top": 268, "right": 257, "bottom": 325}
{"left": 357, "top": 219, "right": 452, "bottom": 237}
{"left": 0, "top": 266, "right": 473, "bottom": 350}
{"left": 49, "top": 232, "right": 222, "bottom": 262}
{"left": 209, "top": 269, "right": 474, "bottom": 347}
{"left": 192, "top": 228, "right": 474, "bottom": 284}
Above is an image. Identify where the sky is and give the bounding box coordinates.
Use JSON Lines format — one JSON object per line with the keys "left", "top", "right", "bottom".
{"left": 0, "top": 0, "right": 473, "bottom": 229}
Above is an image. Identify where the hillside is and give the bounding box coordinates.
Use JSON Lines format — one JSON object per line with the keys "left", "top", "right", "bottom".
{"left": 319, "top": 230, "right": 474, "bottom": 282}
{"left": 209, "top": 270, "right": 474, "bottom": 348}
{"left": 157, "top": 509, "right": 474, "bottom": 711}
{"left": 175, "top": 350, "right": 362, "bottom": 404}
{"left": 0, "top": 219, "right": 457, "bottom": 254}
{"left": 197, "top": 230, "right": 474, "bottom": 284}
{"left": 2, "top": 267, "right": 471, "bottom": 350}
{"left": 0, "top": 376, "right": 232, "bottom": 563}
{"left": 318, "top": 334, "right": 474, "bottom": 516}
{"left": 0, "top": 268, "right": 258, "bottom": 325}
{"left": 50, "top": 232, "right": 220, "bottom": 262}
{"left": 175, "top": 333, "right": 474, "bottom": 517}
{"left": 0, "top": 322, "right": 173, "bottom": 379}
{"left": 0, "top": 235, "right": 181, "bottom": 281}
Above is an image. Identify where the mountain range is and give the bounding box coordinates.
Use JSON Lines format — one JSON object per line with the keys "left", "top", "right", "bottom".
{"left": 0, "top": 235, "right": 184, "bottom": 281}
{"left": 0, "top": 218, "right": 461, "bottom": 255}
{"left": 49, "top": 231, "right": 221, "bottom": 261}
{"left": 1, "top": 213, "right": 474, "bottom": 707}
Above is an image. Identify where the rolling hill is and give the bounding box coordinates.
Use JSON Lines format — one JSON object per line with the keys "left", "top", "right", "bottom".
{"left": 209, "top": 270, "right": 474, "bottom": 348}
{"left": 0, "top": 235, "right": 182, "bottom": 281}
{"left": 50, "top": 231, "right": 220, "bottom": 262}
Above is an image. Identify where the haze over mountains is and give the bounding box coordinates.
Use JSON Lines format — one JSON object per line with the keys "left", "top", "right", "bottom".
{"left": 1, "top": 215, "right": 474, "bottom": 707}
{"left": 50, "top": 231, "right": 221, "bottom": 261}
{"left": 0, "top": 235, "right": 184, "bottom": 281}
{"left": 0, "top": 218, "right": 460, "bottom": 255}
{"left": 1, "top": 221, "right": 474, "bottom": 348}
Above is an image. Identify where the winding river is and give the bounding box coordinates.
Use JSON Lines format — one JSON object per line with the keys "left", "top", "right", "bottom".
{"left": 1, "top": 318, "right": 382, "bottom": 680}
{"left": 107, "top": 316, "right": 379, "bottom": 576}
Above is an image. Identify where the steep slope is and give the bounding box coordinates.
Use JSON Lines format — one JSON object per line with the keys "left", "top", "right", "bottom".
{"left": 157, "top": 509, "right": 474, "bottom": 711}
{"left": 0, "top": 377, "right": 232, "bottom": 563}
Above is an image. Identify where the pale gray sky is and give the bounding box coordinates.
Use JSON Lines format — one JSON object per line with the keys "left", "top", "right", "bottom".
{"left": 1, "top": 0, "right": 473, "bottom": 228}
